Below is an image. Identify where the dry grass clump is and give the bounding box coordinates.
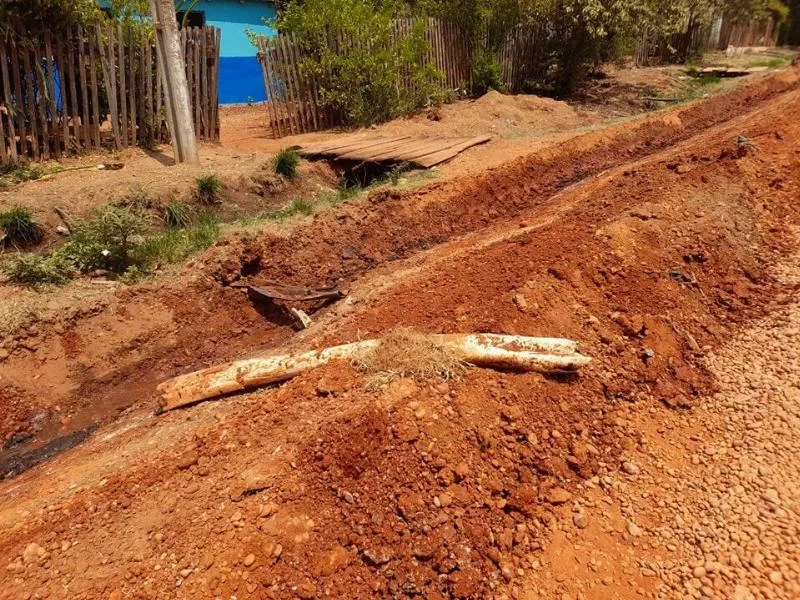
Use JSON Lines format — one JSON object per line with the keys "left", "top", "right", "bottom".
{"left": 353, "top": 328, "right": 469, "bottom": 389}
{"left": 0, "top": 298, "right": 39, "bottom": 338}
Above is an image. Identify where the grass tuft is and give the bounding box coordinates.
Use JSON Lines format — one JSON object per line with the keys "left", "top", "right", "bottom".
{"left": 265, "top": 197, "right": 315, "bottom": 221}
{"left": 196, "top": 174, "right": 222, "bottom": 204}
{"left": 0, "top": 207, "right": 43, "bottom": 247}
{"left": 163, "top": 201, "right": 195, "bottom": 228}
{"left": 273, "top": 148, "right": 300, "bottom": 178}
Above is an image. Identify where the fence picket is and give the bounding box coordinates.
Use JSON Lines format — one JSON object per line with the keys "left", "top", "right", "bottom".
{"left": 33, "top": 41, "right": 51, "bottom": 159}
{"left": 78, "top": 26, "right": 93, "bottom": 151}
{"left": 0, "top": 40, "right": 17, "bottom": 161}
{"left": 10, "top": 40, "right": 29, "bottom": 157}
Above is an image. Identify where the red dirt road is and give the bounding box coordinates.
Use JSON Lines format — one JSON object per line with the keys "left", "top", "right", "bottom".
{"left": 1, "top": 70, "right": 800, "bottom": 599}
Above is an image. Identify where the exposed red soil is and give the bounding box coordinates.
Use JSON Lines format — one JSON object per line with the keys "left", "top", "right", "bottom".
{"left": 1, "top": 70, "right": 797, "bottom": 471}
{"left": 1, "top": 69, "right": 799, "bottom": 600}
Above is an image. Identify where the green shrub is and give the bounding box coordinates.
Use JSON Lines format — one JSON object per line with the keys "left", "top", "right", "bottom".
{"left": 0, "top": 160, "right": 45, "bottom": 184}
{"left": 4, "top": 252, "right": 74, "bottom": 285}
{"left": 471, "top": 48, "right": 505, "bottom": 95}
{"left": 163, "top": 201, "right": 195, "bottom": 228}
{"left": 134, "top": 214, "right": 220, "bottom": 265}
{"left": 196, "top": 174, "right": 222, "bottom": 204}
{"left": 66, "top": 205, "right": 147, "bottom": 273}
{"left": 273, "top": 149, "right": 300, "bottom": 178}
{"left": 277, "top": 0, "right": 445, "bottom": 126}
{"left": 0, "top": 207, "right": 43, "bottom": 246}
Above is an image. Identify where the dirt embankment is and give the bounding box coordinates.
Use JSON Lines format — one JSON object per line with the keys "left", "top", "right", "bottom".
{"left": 0, "top": 70, "right": 797, "bottom": 475}
{"left": 0, "top": 70, "right": 799, "bottom": 600}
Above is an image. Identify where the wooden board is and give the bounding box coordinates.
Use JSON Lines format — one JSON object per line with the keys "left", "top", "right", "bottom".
{"left": 297, "top": 134, "right": 491, "bottom": 168}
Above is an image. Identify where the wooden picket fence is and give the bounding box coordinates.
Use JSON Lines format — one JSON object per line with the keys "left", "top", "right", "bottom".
{"left": 0, "top": 22, "right": 220, "bottom": 164}
{"left": 257, "top": 17, "right": 473, "bottom": 138}
{"left": 634, "top": 16, "right": 780, "bottom": 66}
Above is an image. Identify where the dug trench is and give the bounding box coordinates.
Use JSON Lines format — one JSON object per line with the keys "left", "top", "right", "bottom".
{"left": 1, "top": 68, "right": 799, "bottom": 599}
{"left": 2, "top": 70, "right": 799, "bottom": 478}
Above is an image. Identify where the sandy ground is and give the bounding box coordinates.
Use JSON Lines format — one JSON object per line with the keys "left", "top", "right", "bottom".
{"left": 0, "top": 67, "right": 799, "bottom": 599}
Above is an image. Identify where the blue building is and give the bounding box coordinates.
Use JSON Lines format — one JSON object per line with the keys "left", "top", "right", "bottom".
{"left": 185, "top": 0, "right": 277, "bottom": 104}
{"left": 100, "top": 0, "right": 277, "bottom": 105}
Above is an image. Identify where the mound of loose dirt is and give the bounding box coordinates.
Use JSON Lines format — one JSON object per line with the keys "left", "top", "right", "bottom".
{"left": 377, "top": 90, "right": 594, "bottom": 141}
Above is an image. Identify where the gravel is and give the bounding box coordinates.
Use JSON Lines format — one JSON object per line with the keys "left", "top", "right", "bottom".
{"left": 649, "top": 253, "right": 800, "bottom": 599}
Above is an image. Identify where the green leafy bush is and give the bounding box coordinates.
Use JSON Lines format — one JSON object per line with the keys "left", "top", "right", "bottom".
{"left": 66, "top": 205, "right": 147, "bottom": 273}
{"left": 471, "top": 48, "right": 505, "bottom": 95}
{"left": 273, "top": 148, "right": 300, "bottom": 178}
{"left": 4, "top": 252, "right": 74, "bottom": 285}
{"left": 0, "top": 207, "right": 43, "bottom": 246}
{"left": 277, "top": 0, "right": 446, "bottom": 126}
{"left": 0, "top": 161, "right": 46, "bottom": 185}
{"left": 5, "top": 206, "right": 220, "bottom": 286}
{"left": 196, "top": 174, "right": 222, "bottom": 204}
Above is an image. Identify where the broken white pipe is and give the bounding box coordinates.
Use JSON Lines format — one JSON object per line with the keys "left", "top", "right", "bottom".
{"left": 157, "top": 333, "right": 592, "bottom": 413}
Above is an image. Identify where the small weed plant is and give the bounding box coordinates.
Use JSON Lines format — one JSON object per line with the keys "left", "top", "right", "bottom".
{"left": 0, "top": 207, "right": 42, "bottom": 246}
{"left": 163, "top": 201, "right": 195, "bottom": 228}
{"left": 273, "top": 149, "right": 300, "bottom": 178}
{"left": 196, "top": 174, "right": 222, "bottom": 204}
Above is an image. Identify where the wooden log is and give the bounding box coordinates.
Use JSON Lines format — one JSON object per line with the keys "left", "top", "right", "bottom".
{"left": 157, "top": 334, "right": 591, "bottom": 412}
{"left": 66, "top": 26, "right": 83, "bottom": 151}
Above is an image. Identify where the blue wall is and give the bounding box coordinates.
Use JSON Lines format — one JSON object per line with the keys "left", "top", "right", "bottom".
{"left": 98, "top": 0, "right": 276, "bottom": 105}
{"left": 199, "top": 0, "right": 276, "bottom": 104}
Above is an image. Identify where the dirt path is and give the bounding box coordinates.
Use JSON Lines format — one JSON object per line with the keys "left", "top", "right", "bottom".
{"left": 528, "top": 242, "right": 800, "bottom": 600}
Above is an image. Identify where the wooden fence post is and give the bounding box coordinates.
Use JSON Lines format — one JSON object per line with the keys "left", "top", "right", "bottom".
{"left": 150, "top": 0, "right": 199, "bottom": 164}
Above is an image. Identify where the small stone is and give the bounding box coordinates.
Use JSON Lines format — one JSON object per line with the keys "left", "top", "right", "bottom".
{"left": 546, "top": 488, "right": 572, "bottom": 505}
{"left": 438, "top": 493, "right": 453, "bottom": 508}
{"left": 259, "top": 502, "right": 278, "bottom": 518}
{"left": 572, "top": 512, "right": 589, "bottom": 529}
{"left": 762, "top": 489, "right": 780, "bottom": 505}
{"left": 230, "top": 511, "right": 243, "bottom": 523}
{"left": 768, "top": 571, "right": 783, "bottom": 585}
{"left": 621, "top": 461, "right": 640, "bottom": 475}
{"left": 454, "top": 462, "right": 470, "bottom": 481}
{"left": 693, "top": 566, "right": 707, "bottom": 578}
{"left": 296, "top": 582, "right": 317, "bottom": 599}
{"left": 176, "top": 450, "right": 199, "bottom": 470}
{"left": 243, "top": 554, "right": 256, "bottom": 567}
{"left": 22, "top": 542, "right": 45, "bottom": 565}
{"left": 626, "top": 521, "right": 643, "bottom": 537}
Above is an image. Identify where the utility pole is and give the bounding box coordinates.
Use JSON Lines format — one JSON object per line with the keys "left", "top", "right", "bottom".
{"left": 150, "top": 0, "right": 199, "bottom": 164}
